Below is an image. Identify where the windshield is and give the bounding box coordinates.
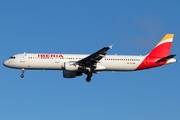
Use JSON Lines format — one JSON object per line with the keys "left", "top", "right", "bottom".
{"left": 9, "top": 56, "right": 16, "bottom": 59}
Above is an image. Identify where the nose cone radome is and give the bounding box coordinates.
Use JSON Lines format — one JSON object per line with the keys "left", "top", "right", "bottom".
{"left": 3, "top": 60, "right": 12, "bottom": 67}
{"left": 3, "top": 60, "right": 8, "bottom": 67}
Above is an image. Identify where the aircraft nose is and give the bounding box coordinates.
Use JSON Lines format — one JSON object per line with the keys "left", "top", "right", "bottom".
{"left": 3, "top": 60, "right": 9, "bottom": 67}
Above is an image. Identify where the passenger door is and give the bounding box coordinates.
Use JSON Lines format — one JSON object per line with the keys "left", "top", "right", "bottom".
{"left": 55, "top": 58, "right": 60, "bottom": 63}
{"left": 20, "top": 55, "right": 25, "bottom": 62}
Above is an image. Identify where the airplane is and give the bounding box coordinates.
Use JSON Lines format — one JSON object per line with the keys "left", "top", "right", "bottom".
{"left": 3, "top": 34, "right": 177, "bottom": 82}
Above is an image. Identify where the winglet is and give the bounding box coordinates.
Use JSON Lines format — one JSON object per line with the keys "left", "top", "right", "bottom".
{"left": 109, "top": 45, "right": 113, "bottom": 49}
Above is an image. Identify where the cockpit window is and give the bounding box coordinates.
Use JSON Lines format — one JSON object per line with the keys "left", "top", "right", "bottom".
{"left": 9, "top": 56, "right": 16, "bottom": 59}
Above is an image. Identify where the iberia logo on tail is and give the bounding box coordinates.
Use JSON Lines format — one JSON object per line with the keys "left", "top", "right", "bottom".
{"left": 149, "top": 34, "right": 174, "bottom": 57}
{"left": 136, "top": 34, "right": 176, "bottom": 70}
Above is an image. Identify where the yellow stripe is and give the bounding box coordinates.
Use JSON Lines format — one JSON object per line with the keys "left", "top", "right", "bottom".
{"left": 160, "top": 34, "right": 174, "bottom": 43}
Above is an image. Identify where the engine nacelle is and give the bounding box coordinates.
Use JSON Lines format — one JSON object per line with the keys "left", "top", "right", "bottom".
{"left": 64, "top": 62, "right": 79, "bottom": 71}
{"left": 63, "top": 70, "right": 82, "bottom": 78}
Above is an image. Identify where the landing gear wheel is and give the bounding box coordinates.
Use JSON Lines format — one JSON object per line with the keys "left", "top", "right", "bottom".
{"left": 20, "top": 74, "right": 24, "bottom": 78}
{"left": 85, "top": 71, "right": 93, "bottom": 82}
{"left": 20, "top": 68, "right": 25, "bottom": 78}
{"left": 86, "top": 77, "right": 91, "bottom": 82}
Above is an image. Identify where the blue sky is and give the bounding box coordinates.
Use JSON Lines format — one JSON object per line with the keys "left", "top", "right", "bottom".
{"left": 0, "top": 0, "right": 180, "bottom": 120}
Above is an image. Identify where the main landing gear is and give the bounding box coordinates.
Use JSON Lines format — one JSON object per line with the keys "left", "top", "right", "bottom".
{"left": 86, "top": 72, "right": 93, "bottom": 82}
{"left": 20, "top": 68, "right": 25, "bottom": 78}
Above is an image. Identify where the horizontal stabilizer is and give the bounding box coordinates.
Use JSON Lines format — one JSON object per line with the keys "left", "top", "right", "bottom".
{"left": 156, "top": 54, "right": 176, "bottom": 63}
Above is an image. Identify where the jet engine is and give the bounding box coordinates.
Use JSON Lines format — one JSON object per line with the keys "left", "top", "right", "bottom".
{"left": 63, "top": 70, "right": 82, "bottom": 78}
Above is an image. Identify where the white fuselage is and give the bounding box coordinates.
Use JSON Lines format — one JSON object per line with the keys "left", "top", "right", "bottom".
{"left": 3, "top": 34, "right": 177, "bottom": 81}
{"left": 3, "top": 53, "right": 146, "bottom": 71}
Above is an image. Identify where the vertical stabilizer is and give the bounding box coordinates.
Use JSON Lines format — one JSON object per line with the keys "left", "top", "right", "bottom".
{"left": 148, "top": 34, "right": 174, "bottom": 57}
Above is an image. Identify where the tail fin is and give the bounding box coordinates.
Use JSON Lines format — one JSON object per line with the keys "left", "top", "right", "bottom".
{"left": 148, "top": 34, "right": 174, "bottom": 57}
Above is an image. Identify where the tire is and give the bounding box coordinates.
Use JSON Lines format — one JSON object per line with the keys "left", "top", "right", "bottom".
{"left": 86, "top": 77, "right": 91, "bottom": 82}
{"left": 20, "top": 74, "right": 24, "bottom": 78}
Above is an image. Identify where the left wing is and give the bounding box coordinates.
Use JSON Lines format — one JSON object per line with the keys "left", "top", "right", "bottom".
{"left": 77, "top": 45, "right": 113, "bottom": 67}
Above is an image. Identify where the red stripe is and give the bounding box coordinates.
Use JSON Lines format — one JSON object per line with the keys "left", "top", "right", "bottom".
{"left": 136, "top": 56, "right": 166, "bottom": 70}
{"left": 149, "top": 42, "right": 172, "bottom": 57}
{"left": 136, "top": 42, "right": 171, "bottom": 70}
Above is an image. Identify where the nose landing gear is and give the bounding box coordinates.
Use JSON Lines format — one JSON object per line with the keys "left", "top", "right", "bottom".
{"left": 20, "top": 68, "right": 25, "bottom": 78}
